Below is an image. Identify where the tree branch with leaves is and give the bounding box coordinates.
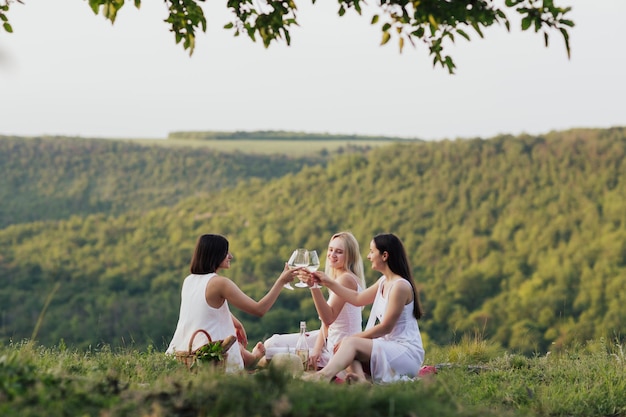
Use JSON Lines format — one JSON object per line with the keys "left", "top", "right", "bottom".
{"left": 1, "top": 0, "right": 573, "bottom": 73}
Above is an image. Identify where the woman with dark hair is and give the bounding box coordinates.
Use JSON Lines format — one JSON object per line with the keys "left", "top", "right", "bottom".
{"left": 166, "top": 234, "right": 295, "bottom": 371}
{"left": 304, "top": 233, "right": 424, "bottom": 383}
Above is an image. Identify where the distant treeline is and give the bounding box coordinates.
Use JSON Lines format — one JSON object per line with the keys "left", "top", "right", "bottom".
{"left": 166, "top": 130, "right": 418, "bottom": 141}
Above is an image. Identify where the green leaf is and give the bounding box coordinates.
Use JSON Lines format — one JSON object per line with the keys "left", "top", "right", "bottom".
{"left": 3, "top": 22, "right": 12, "bottom": 33}
{"left": 521, "top": 16, "right": 532, "bottom": 31}
{"left": 194, "top": 340, "right": 228, "bottom": 364}
{"left": 560, "top": 27, "right": 571, "bottom": 58}
{"left": 354, "top": 1, "right": 362, "bottom": 14}
{"left": 371, "top": 14, "right": 379, "bottom": 25}
{"left": 496, "top": 10, "right": 508, "bottom": 23}
{"left": 444, "top": 56, "right": 456, "bottom": 74}
{"left": 471, "top": 22, "right": 484, "bottom": 38}
{"left": 428, "top": 14, "right": 438, "bottom": 29}
{"left": 188, "top": 36, "right": 196, "bottom": 54}
{"left": 381, "top": 31, "right": 391, "bottom": 45}
{"left": 224, "top": 22, "right": 234, "bottom": 29}
{"left": 88, "top": 0, "right": 100, "bottom": 14}
{"left": 457, "top": 29, "right": 470, "bottom": 41}
{"left": 543, "top": 32, "right": 548, "bottom": 47}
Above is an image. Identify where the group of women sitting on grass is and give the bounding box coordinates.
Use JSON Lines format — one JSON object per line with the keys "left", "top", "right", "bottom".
{"left": 166, "top": 231, "right": 424, "bottom": 384}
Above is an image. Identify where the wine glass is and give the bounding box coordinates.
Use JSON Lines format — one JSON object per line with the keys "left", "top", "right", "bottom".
{"left": 307, "top": 250, "right": 321, "bottom": 289}
{"left": 292, "top": 249, "right": 310, "bottom": 288}
{"left": 285, "top": 250, "right": 299, "bottom": 290}
{"left": 287, "top": 249, "right": 308, "bottom": 290}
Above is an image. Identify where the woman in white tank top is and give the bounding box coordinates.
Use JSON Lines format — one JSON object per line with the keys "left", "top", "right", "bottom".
{"left": 264, "top": 232, "right": 366, "bottom": 370}
{"left": 166, "top": 234, "right": 296, "bottom": 372}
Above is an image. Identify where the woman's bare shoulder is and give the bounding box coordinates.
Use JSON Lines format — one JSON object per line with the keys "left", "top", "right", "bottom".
{"left": 389, "top": 277, "right": 413, "bottom": 300}
{"left": 206, "top": 274, "right": 232, "bottom": 288}
{"left": 336, "top": 271, "right": 359, "bottom": 290}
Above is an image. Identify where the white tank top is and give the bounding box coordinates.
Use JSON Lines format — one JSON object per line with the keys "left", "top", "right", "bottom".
{"left": 326, "top": 274, "right": 363, "bottom": 347}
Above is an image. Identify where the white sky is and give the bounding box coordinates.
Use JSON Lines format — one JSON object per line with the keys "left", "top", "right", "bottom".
{"left": 0, "top": 1, "right": 624, "bottom": 141}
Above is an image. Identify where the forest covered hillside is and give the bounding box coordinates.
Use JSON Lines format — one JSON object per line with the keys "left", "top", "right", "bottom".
{"left": 0, "top": 135, "right": 326, "bottom": 228}
{"left": 1, "top": 127, "right": 625, "bottom": 355}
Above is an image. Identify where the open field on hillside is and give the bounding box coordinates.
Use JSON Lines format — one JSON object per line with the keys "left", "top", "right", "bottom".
{"left": 2, "top": 132, "right": 418, "bottom": 156}
{"left": 129, "top": 138, "right": 411, "bottom": 155}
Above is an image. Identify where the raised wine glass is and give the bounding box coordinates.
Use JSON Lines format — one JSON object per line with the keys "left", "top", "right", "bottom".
{"left": 307, "top": 250, "right": 321, "bottom": 289}
{"left": 285, "top": 250, "right": 299, "bottom": 290}
{"left": 287, "top": 248, "right": 308, "bottom": 290}
{"left": 292, "top": 249, "right": 311, "bottom": 288}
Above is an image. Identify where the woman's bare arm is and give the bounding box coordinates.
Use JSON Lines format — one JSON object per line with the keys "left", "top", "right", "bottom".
{"left": 314, "top": 271, "right": 378, "bottom": 307}
{"left": 206, "top": 266, "right": 294, "bottom": 316}
{"left": 357, "top": 280, "right": 411, "bottom": 339}
{"left": 310, "top": 272, "right": 358, "bottom": 325}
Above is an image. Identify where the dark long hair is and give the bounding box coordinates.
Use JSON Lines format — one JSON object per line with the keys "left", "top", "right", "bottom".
{"left": 373, "top": 233, "right": 423, "bottom": 320}
{"left": 189, "top": 234, "right": 229, "bottom": 274}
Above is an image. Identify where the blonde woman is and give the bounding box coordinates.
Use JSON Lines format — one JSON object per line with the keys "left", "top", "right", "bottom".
{"left": 264, "top": 231, "right": 365, "bottom": 370}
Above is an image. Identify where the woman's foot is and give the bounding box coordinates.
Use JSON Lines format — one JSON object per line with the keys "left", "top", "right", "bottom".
{"left": 243, "top": 342, "right": 266, "bottom": 370}
{"left": 301, "top": 371, "right": 332, "bottom": 382}
{"left": 345, "top": 372, "right": 371, "bottom": 384}
{"left": 252, "top": 342, "right": 265, "bottom": 360}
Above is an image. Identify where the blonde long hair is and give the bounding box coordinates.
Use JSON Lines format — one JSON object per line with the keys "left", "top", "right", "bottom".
{"left": 324, "top": 231, "right": 366, "bottom": 289}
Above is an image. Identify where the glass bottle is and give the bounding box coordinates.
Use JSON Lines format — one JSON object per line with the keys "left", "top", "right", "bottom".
{"left": 295, "top": 321, "right": 309, "bottom": 371}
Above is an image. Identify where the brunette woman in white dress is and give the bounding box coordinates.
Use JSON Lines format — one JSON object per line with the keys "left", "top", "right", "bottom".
{"left": 304, "top": 233, "right": 424, "bottom": 383}
{"left": 166, "top": 234, "right": 296, "bottom": 371}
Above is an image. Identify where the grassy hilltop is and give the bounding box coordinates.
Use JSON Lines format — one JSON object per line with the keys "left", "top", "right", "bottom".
{"left": 2, "top": 336, "right": 625, "bottom": 417}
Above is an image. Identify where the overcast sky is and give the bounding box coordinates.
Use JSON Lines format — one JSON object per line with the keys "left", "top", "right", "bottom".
{"left": 1, "top": 1, "right": 624, "bottom": 141}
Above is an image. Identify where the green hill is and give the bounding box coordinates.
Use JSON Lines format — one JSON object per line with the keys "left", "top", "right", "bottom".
{"left": 1, "top": 127, "right": 625, "bottom": 354}
{"left": 0, "top": 135, "right": 324, "bottom": 228}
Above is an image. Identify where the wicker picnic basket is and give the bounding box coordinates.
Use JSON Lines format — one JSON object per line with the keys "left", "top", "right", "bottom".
{"left": 174, "top": 329, "right": 230, "bottom": 371}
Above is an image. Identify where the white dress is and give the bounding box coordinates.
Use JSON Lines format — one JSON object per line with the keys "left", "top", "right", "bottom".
{"left": 264, "top": 276, "right": 362, "bottom": 367}
{"left": 366, "top": 276, "right": 425, "bottom": 383}
{"left": 166, "top": 273, "right": 244, "bottom": 371}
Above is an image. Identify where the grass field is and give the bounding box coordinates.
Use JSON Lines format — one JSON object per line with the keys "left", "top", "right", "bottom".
{"left": 2, "top": 336, "right": 625, "bottom": 417}
{"left": 128, "top": 138, "right": 411, "bottom": 156}
{"left": 3, "top": 132, "right": 422, "bottom": 156}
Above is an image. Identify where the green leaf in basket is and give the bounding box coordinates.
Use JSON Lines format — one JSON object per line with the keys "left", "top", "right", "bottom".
{"left": 195, "top": 341, "right": 226, "bottom": 363}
